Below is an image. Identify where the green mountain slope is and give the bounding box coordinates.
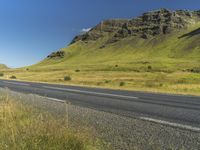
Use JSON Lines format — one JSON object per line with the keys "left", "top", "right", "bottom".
{"left": 33, "top": 9, "right": 200, "bottom": 73}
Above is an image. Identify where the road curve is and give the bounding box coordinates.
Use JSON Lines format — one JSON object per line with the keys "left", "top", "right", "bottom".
{"left": 0, "top": 79, "right": 200, "bottom": 131}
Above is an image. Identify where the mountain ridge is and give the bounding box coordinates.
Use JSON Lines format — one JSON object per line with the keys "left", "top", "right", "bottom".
{"left": 31, "top": 8, "right": 200, "bottom": 73}
{"left": 70, "top": 9, "right": 200, "bottom": 46}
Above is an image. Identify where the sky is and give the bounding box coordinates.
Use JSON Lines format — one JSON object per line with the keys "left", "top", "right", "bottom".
{"left": 0, "top": 0, "right": 200, "bottom": 68}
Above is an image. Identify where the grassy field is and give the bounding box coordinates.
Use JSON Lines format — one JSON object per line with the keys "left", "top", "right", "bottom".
{"left": 2, "top": 69, "right": 200, "bottom": 96}
{"left": 0, "top": 91, "right": 104, "bottom": 150}
{"left": 1, "top": 22, "right": 200, "bottom": 96}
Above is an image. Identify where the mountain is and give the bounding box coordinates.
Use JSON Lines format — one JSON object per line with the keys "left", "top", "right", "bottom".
{"left": 33, "top": 8, "right": 200, "bottom": 73}
{"left": 0, "top": 64, "right": 8, "bottom": 70}
{"left": 71, "top": 9, "right": 200, "bottom": 44}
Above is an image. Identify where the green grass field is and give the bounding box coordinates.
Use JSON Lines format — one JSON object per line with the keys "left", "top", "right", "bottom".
{"left": 1, "top": 22, "right": 200, "bottom": 96}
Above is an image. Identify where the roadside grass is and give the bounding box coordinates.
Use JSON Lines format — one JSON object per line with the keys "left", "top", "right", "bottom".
{"left": 2, "top": 69, "right": 200, "bottom": 96}
{"left": 0, "top": 92, "right": 105, "bottom": 150}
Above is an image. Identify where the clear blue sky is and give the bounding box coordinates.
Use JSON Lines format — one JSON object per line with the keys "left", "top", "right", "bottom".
{"left": 0, "top": 0, "right": 199, "bottom": 68}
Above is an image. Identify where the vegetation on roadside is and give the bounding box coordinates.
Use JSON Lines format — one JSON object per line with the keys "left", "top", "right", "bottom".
{"left": 75, "top": 69, "right": 81, "bottom": 72}
{"left": 0, "top": 93, "right": 104, "bottom": 150}
{"left": 64, "top": 75, "right": 72, "bottom": 81}
{"left": 119, "top": 81, "right": 125, "bottom": 87}
{"left": 0, "top": 73, "right": 4, "bottom": 77}
{"left": 10, "top": 75, "right": 16, "bottom": 79}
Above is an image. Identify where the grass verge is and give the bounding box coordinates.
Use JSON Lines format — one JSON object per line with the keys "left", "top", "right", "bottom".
{"left": 2, "top": 70, "right": 200, "bottom": 96}
{"left": 0, "top": 92, "right": 105, "bottom": 150}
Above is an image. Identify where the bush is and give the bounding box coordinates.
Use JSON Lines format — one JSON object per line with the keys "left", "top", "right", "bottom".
{"left": 159, "top": 83, "right": 164, "bottom": 87}
{"left": 0, "top": 73, "right": 4, "bottom": 77}
{"left": 119, "top": 81, "right": 125, "bottom": 86}
{"left": 187, "top": 68, "right": 200, "bottom": 73}
{"left": 75, "top": 69, "right": 80, "bottom": 72}
{"left": 105, "top": 80, "right": 111, "bottom": 83}
{"left": 64, "top": 76, "right": 71, "bottom": 81}
{"left": 10, "top": 75, "right": 17, "bottom": 79}
{"left": 147, "top": 65, "right": 152, "bottom": 70}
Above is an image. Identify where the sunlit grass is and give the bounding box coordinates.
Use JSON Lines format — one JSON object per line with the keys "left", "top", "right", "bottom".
{"left": 0, "top": 93, "right": 104, "bottom": 150}
{"left": 2, "top": 70, "right": 200, "bottom": 96}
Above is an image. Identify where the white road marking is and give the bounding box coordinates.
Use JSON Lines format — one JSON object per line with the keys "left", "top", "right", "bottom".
{"left": 140, "top": 117, "right": 200, "bottom": 132}
{"left": 43, "top": 86, "right": 139, "bottom": 99}
{"left": 3, "top": 81, "right": 29, "bottom": 86}
{"left": 37, "top": 95, "right": 66, "bottom": 103}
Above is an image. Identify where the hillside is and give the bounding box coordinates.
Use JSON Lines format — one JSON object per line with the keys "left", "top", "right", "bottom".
{"left": 3, "top": 9, "right": 200, "bottom": 95}
{"left": 0, "top": 64, "right": 8, "bottom": 70}
{"left": 34, "top": 9, "right": 200, "bottom": 72}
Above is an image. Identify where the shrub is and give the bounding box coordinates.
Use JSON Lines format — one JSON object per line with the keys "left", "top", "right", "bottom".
{"left": 100, "top": 45, "right": 106, "bottom": 49}
{"left": 187, "top": 68, "right": 200, "bottom": 73}
{"left": 147, "top": 65, "right": 152, "bottom": 70}
{"left": 105, "top": 80, "right": 111, "bottom": 83}
{"left": 115, "top": 65, "right": 118, "bottom": 67}
{"left": 75, "top": 69, "right": 80, "bottom": 72}
{"left": 119, "top": 81, "right": 125, "bottom": 86}
{"left": 159, "top": 83, "right": 164, "bottom": 87}
{"left": 10, "top": 75, "right": 17, "bottom": 79}
{"left": 64, "top": 76, "right": 71, "bottom": 81}
{"left": 0, "top": 73, "right": 4, "bottom": 77}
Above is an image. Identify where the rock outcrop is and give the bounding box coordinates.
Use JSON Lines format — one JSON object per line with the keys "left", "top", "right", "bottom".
{"left": 70, "top": 9, "right": 200, "bottom": 45}
{"left": 47, "top": 51, "right": 65, "bottom": 59}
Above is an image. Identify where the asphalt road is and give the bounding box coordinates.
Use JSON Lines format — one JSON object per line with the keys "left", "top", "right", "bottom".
{"left": 0, "top": 79, "right": 200, "bottom": 131}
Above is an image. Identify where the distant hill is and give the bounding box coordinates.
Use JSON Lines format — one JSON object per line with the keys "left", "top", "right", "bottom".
{"left": 0, "top": 64, "right": 8, "bottom": 70}
{"left": 32, "top": 9, "right": 200, "bottom": 73}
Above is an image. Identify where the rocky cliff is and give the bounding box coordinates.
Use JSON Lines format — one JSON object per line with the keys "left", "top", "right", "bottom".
{"left": 71, "top": 9, "right": 200, "bottom": 44}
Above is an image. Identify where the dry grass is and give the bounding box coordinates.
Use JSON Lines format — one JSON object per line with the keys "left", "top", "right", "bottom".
{"left": 2, "top": 69, "right": 200, "bottom": 96}
{"left": 0, "top": 93, "right": 104, "bottom": 150}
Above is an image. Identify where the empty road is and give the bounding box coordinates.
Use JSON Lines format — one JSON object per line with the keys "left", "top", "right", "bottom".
{"left": 0, "top": 79, "right": 200, "bottom": 132}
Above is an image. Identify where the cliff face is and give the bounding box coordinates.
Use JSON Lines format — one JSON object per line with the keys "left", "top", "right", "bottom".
{"left": 70, "top": 9, "right": 200, "bottom": 44}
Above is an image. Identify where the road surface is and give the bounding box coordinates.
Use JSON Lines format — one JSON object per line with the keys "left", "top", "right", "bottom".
{"left": 0, "top": 79, "right": 200, "bottom": 131}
